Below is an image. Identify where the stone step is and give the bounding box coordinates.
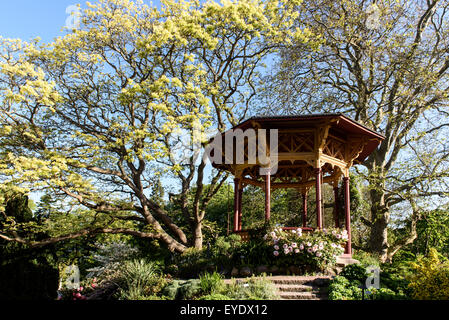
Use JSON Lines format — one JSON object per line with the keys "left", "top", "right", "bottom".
{"left": 276, "top": 284, "right": 314, "bottom": 292}
{"left": 223, "top": 276, "right": 331, "bottom": 300}
{"left": 269, "top": 276, "right": 331, "bottom": 287}
{"left": 279, "top": 292, "right": 323, "bottom": 300}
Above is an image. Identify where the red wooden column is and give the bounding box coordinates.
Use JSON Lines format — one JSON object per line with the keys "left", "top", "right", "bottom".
{"left": 233, "top": 178, "right": 241, "bottom": 232}
{"left": 315, "top": 168, "right": 323, "bottom": 229}
{"left": 302, "top": 190, "right": 308, "bottom": 228}
{"left": 238, "top": 186, "right": 243, "bottom": 231}
{"left": 343, "top": 176, "right": 352, "bottom": 255}
{"left": 333, "top": 186, "right": 340, "bottom": 228}
{"left": 264, "top": 171, "right": 271, "bottom": 222}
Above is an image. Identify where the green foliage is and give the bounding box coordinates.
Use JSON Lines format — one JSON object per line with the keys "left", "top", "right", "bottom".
{"left": 86, "top": 241, "right": 140, "bottom": 282}
{"left": 199, "top": 272, "right": 225, "bottom": 295}
{"left": 352, "top": 251, "right": 381, "bottom": 268}
{"left": 328, "top": 276, "right": 362, "bottom": 300}
{"left": 366, "top": 288, "right": 408, "bottom": 300}
{"left": 329, "top": 262, "right": 411, "bottom": 300}
{"left": 409, "top": 209, "right": 449, "bottom": 258}
{"left": 379, "top": 260, "right": 413, "bottom": 296}
{"left": 198, "top": 293, "right": 233, "bottom": 300}
{"left": 115, "top": 259, "right": 167, "bottom": 300}
{"left": 408, "top": 248, "right": 449, "bottom": 300}
{"left": 339, "top": 264, "right": 367, "bottom": 284}
{"left": 231, "top": 238, "right": 273, "bottom": 267}
{"left": 217, "top": 277, "right": 279, "bottom": 300}
{"left": 162, "top": 279, "right": 202, "bottom": 300}
{"left": 0, "top": 193, "right": 59, "bottom": 300}
{"left": 173, "top": 248, "right": 209, "bottom": 278}
{"left": 172, "top": 227, "right": 348, "bottom": 277}
{"left": 161, "top": 280, "right": 181, "bottom": 300}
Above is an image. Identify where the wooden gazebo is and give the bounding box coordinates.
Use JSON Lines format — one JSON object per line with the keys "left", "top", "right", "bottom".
{"left": 209, "top": 113, "right": 385, "bottom": 256}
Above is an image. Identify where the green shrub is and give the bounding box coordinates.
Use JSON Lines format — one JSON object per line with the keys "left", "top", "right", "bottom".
{"left": 115, "top": 259, "right": 166, "bottom": 300}
{"left": 328, "top": 276, "right": 362, "bottom": 300}
{"left": 408, "top": 248, "right": 449, "bottom": 300}
{"left": 379, "top": 264, "right": 411, "bottom": 295}
{"left": 367, "top": 288, "right": 408, "bottom": 300}
{"left": 218, "top": 277, "right": 279, "bottom": 300}
{"left": 198, "top": 293, "right": 233, "bottom": 300}
{"left": 177, "top": 280, "right": 202, "bottom": 300}
{"left": 231, "top": 238, "right": 272, "bottom": 267}
{"left": 162, "top": 279, "right": 202, "bottom": 300}
{"left": 339, "top": 264, "right": 367, "bottom": 284}
{"left": 352, "top": 251, "right": 380, "bottom": 268}
{"left": 199, "top": 272, "right": 225, "bottom": 295}
{"left": 161, "top": 280, "right": 181, "bottom": 299}
{"left": 173, "top": 248, "right": 209, "bottom": 278}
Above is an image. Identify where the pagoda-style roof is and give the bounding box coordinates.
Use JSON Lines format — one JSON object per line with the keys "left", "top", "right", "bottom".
{"left": 210, "top": 113, "right": 385, "bottom": 191}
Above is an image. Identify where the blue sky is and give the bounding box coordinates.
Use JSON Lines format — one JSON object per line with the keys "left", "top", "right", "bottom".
{"left": 0, "top": 0, "right": 80, "bottom": 42}
{"left": 0, "top": 0, "right": 161, "bottom": 42}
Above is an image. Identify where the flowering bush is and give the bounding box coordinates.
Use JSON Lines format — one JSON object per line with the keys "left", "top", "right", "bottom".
{"left": 58, "top": 277, "right": 98, "bottom": 300}
{"left": 408, "top": 248, "right": 449, "bottom": 300}
{"left": 263, "top": 227, "right": 347, "bottom": 270}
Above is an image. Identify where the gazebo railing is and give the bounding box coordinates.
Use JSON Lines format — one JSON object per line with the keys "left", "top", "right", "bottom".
{"left": 233, "top": 227, "right": 315, "bottom": 242}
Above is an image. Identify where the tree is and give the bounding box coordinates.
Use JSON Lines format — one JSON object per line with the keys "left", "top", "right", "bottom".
{"left": 0, "top": 193, "right": 59, "bottom": 300}
{"left": 262, "top": 0, "right": 449, "bottom": 261}
{"left": 407, "top": 208, "right": 449, "bottom": 257}
{"left": 0, "top": 0, "right": 316, "bottom": 253}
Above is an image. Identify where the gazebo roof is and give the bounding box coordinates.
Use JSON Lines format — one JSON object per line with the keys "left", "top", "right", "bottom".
{"left": 210, "top": 113, "right": 385, "bottom": 189}
{"left": 229, "top": 113, "right": 385, "bottom": 163}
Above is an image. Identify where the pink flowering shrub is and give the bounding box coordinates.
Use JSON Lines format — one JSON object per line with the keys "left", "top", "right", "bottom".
{"left": 264, "top": 227, "right": 348, "bottom": 270}
{"left": 58, "top": 277, "right": 99, "bottom": 301}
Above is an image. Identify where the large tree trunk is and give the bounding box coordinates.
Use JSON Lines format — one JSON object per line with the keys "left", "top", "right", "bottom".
{"left": 366, "top": 158, "right": 390, "bottom": 262}
{"left": 193, "top": 221, "right": 203, "bottom": 250}
{"left": 368, "top": 192, "right": 390, "bottom": 262}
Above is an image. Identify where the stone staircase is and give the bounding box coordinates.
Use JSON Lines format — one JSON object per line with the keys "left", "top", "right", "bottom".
{"left": 270, "top": 276, "right": 331, "bottom": 300}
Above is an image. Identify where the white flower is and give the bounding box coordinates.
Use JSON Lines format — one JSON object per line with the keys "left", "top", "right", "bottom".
{"left": 291, "top": 242, "right": 297, "bottom": 248}
{"left": 316, "top": 252, "right": 322, "bottom": 257}
{"left": 312, "top": 245, "right": 318, "bottom": 252}
{"left": 294, "top": 248, "right": 300, "bottom": 253}
{"left": 299, "top": 244, "right": 304, "bottom": 250}
{"left": 283, "top": 244, "right": 288, "bottom": 249}
{"left": 307, "top": 242, "right": 312, "bottom": 247}
{"left": 273, "top": 251, "right": 279, "bottom": 256}
{"left": 263, "top": 234, "right": 268, "bottom": 240}
{"left": 274, "top": 245, "right": 279, "bottom": 250}
{"left": 307, "top": 247, "right": 313, "bottom": 253}
{"left": 336, "top": 234, "right": 342, "bottom": 239}
{"left": 284, "top": 249, "right": 290, "bottom": 255}
{"left": 291, "top": 230, "right": 296, "bottom": 234}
